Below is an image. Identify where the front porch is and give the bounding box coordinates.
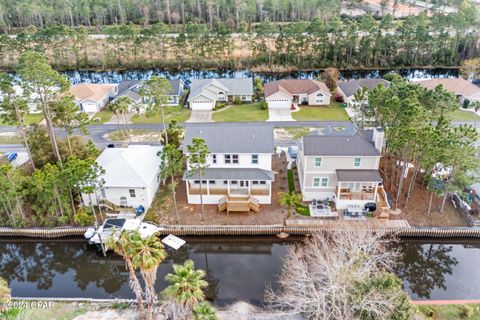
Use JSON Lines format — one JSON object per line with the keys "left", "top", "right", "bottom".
{"left": 187, "top": 180, "right": 271, "bottom": 198}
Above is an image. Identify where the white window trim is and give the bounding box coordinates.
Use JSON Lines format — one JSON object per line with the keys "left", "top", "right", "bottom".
{"left": 313, "top": 177, "right": 329, "bottom": 188}
{"left": 252, "top": 154, "right": 259, "bottom": 164}
{"left": 354, "top": 157, "right": 361, "bottom": 167}
{"left": 314, "top": 157, "right": 322, "bottom": 167}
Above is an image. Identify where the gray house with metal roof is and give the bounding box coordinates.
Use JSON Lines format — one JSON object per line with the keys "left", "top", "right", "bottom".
{"left": 183, "top": 123, "right": 274, "bottom": 207}
{"left": 337, "top": 78, "right": 390, "bottom": 107}
{"left": 114, "top": 79, "right": 184, "bottom": 112}
{"left": 187, "top": 78, "right": 253, "bottom": 110}
{"left": 296, "top": 123, "right": 390, "bottom": 210}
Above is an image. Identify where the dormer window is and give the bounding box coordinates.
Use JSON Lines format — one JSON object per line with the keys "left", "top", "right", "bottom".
{"left": 314, "top": 157, "right": 322, "bottom": 167}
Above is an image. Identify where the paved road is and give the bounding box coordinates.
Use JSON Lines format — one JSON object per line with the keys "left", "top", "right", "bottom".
{"left": 0, "top": 120, "right": 478, "bottom": 150}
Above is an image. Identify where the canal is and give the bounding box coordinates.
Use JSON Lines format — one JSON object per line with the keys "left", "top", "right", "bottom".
{"left": 0, "top": 237, "right": 479, "bottom": 306}
{"left": 62, "top": 68, "right": 459, "bottom": 85}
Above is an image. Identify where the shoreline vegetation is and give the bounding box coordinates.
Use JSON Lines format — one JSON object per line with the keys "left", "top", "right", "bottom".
{"left": 0, "top": 10, "right": 477, "bottom": 72}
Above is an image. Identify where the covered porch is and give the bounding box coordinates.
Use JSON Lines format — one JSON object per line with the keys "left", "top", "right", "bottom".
{"left": 335, "top": 169, "right": 389, "bottom": 210}
{"left": 184, "top": 168, "right": 274, "bottom": 205}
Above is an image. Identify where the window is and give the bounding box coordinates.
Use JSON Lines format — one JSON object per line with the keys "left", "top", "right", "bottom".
{"left": 252, "top": 181, "right": 259, "bottom": 185}
{"left": 354, "top": 158, "right": 361, "bottom": 167}
{"left": 321, "top": 178, "right": 328, "bottom": 187}
{"left": 313, "top": 178, "right": 328, "bottom": 187}
{"left": 315, "top": 93, "right": 324, "bottom": 103}
{"left": 212, "top": 154, "right": 217, "bottom": 164}
{"left": 231, "top": 181, "right": 238, "bottom": 185}
{"left": 232, "top": 154, "right": 239, "bottom": 164}
{"left": 314, "top": 157, "right": 322, "bottom": 167}
{"left": 224, "top": 154, "right": 231, "bottom": 164}
{"left": 223, "top": 180, "right": 228, "bottom": 185}
{"left": 129, "top": 189, "right": 136, "bottom": 198}
{"left": 194, "top": 180, "right": 201, "bottom": 184}
{"left": 209, "top": 180, "right": 216, "bottom": 184}
{"left": 260, "top": 181, "right": 266, "bottom": 185}
{"left": 100, "top": 188, "right": 106, "bottom": 198}
{"left": 252, "top": 154, "right": 259, "bottom": 164}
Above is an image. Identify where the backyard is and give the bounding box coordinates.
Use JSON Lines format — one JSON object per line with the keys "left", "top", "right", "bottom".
{"left": 451, "top": 109, "right": 480, "bottom": 122}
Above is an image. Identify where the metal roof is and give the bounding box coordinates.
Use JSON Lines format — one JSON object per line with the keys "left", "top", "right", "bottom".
{"left": 183, "top": 123, "right": 274, "bottom": 154}
{"left": 116, "top": 79, "right": 182, "bottom": 102}
{"left": 184, "top": 168, "right": 275, "bottom": 181}
{"left": 302, "top": 129, "right": 380, "bottom": 156}
{"left": 337, "top": 78, "right": 390, "bottom": 98}
{"left": 336, "top": 169, "right": 382, "bottom": 182}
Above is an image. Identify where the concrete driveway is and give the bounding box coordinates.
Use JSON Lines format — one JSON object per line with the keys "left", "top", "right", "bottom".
{"left": 187, "top": 110, "right": 212, "bottom": 122}
{"left": 267, "top": 107, "right": 294, "bottom": 122}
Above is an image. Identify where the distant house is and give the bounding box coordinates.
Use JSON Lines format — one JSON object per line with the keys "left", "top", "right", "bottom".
{"left": 70, "top": 83, "right": 118, "bottom": 113}
{"left": 115, "top": 79, "right": 185, "bottom": 113}
{"left": 187, "top": 78, "right": 254, "bottom": 110}
{"left": 296, "top": 123, "right": 389, "bottom": 210}
{"left": 81, "top": 145, "right": 163, "bottom": 210}
{"left": 337, "top": 78, "right": 390, "bottom": 106}
{"left": 414, "top": 78, "right": 480, "bottom": 106}
{"left": 264, "top": 79, "right": 331, "bottom": 121}
{"left": 182, "top": 123, "right": 275, "bottom": 206}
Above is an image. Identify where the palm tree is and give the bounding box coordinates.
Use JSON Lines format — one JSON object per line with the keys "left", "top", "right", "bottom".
{"left": 193, "top": 302, "right": 217, "bottom": 320}
{"left": 162, "top": 259, "right": 208, "bottom": 309}
{"left": 130, "top": 233, "right": 167, "bottom": 319}
{"left": 109, "top": 96, "right": 131, "bottom": 135}
{"left": 106, "top": 231, "right": 145, "bottom": 314}
{"left": 278, "top": 191, "right": 301, "bottom": 220}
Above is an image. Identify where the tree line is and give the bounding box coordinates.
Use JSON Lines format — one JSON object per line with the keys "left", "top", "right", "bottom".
{"left": 0, "top": 11, "right": 477, "bottom": 71}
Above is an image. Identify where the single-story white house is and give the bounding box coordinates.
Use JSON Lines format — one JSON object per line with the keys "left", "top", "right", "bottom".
{"left": 70, "top": 83, "right": 118, "bottom": 113}
{"left": 115, "top": 79, "right": 185, "bottom": 113}
{"left": 187, "top": 78, "right": 254, "bottom": 110}
{"left": 337, "top": 78, "right": 390, "bottom": 107}
{"left": 82, "top": 145, "right": 163, "bottom": 210}
{"left": 264, "top": 79, "right": 332, "bottom": 121}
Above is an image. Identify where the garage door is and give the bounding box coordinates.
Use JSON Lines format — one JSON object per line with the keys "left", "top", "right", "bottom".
{"left": 190, "top": 101, "right": 214, "bottom": 111}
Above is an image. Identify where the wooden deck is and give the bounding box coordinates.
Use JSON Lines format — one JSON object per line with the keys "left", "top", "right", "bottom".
{"left": 218, "top": 196, "right": 260, "bottom": 214}
{"left": 286, "top": 218, "right": 410, "bottom": 228}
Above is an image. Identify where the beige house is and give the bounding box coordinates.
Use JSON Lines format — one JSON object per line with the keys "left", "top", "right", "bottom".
{"left": 296, "top": 124, "right": 389, "bottom": 210}
{"left": 264, "top": 79, "right": 331, "bottom": 121}
{"left": 70, "top": 83, "right": 118, "bottom": 113}
{"left": 414, "top": 78, "right": 480, "bottom": 108}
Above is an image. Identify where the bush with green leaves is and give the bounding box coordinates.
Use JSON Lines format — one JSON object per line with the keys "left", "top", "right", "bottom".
{"left": 233, "top": 96, "right": 242, "bottom": 105}
{"left": 74, "top": 207, "right": 95, "bottom": 226}
{"left": 193, "top": 302, "right": 217, "bottom": 320}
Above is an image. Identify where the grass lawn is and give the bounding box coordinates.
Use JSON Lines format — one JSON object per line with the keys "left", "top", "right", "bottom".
{"left": 292, "top": 101, "right": 350, "bottom": 121}
{"left": 0, "top": 113, "right": 44, "bottom": 126}
{"left": 287, "top": 168, "right": 310, "bottom": 216}
{"left": 131, "top": 106, "right": 190, "bottom": 124}
{"left": 91, "top": 110, "right": 114, "bottom": 124}
{"left": 415, "top": 303, "right": 480, "bottom": 319}
{"left": 451, "top": 109, "right": 480, "bottom": 122}
{"left": 212, "top": 102, "right": 268, "bottom": 122}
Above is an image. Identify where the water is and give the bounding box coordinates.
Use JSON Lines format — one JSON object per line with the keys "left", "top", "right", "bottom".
{"left": 1, "top": 237, "right": 479, "bottom": 305}
{"left": 62, "top": 68, "right": 459, "bottom": 86}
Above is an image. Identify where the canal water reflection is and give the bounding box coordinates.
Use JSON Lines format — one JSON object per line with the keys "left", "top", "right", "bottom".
{"left": 0, "top": 238, "right": 478, "bottom": 305}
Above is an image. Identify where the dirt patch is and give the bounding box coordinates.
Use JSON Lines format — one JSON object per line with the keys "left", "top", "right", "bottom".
{"left": 104, "top": 129, "right": 163, "bottom": 142}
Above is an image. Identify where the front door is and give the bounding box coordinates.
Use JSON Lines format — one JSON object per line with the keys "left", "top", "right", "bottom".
{"left": 239, "top": 181, "right": 249, "bottom": 188}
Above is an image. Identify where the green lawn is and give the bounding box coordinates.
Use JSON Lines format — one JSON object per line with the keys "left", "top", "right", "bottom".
{"left": 0, "top": 113, "right": 44, "bottom": 126}
{"left": 292, "top": 101, "right": 350, "bottom": 121}
{"left": 131, "top": 106, "right": 190, "bottom": 124}
{"left": 212, "top": 102, "right": 268, "bottom": 122}
{"left": 91, "top": 110, "right": 114, "bottom": 124}
{"left": 415, "top": 303, "right": 480, "bottom": 320}
{"left": 451, "top": 109, "right": 480, "bottom": 122}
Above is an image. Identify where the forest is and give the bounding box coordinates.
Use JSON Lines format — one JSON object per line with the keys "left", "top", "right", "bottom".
{"left": 0, "top": 9, "right": 477, "bottom": 71}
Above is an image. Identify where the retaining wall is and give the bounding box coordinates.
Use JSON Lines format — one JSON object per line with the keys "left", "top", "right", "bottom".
{"left": 1, "top": 225, "right": 480, "bottom": 239}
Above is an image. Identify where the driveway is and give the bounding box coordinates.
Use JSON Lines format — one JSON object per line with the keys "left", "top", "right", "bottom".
{"left": 267, "top": 107, "right": 294, "bottom": 122}
{"left": 187, "top": 110, "right": 212, "bottom": 122}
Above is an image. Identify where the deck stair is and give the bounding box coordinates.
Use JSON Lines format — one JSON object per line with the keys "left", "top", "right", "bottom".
{"left": 217, "top": 196, "right": 261, "bottom": 214}
{"left": 99, "top": 199, "right": 119, "bottom": 212}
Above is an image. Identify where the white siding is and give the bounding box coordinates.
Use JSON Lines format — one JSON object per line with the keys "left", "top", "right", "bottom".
{"left": 307, "top": 90, "right": 331, "bottom": 105}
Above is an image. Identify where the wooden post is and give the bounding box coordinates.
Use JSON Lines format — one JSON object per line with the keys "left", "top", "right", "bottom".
{"left": 373, "top": 182, "right": 379, "bottom": 202}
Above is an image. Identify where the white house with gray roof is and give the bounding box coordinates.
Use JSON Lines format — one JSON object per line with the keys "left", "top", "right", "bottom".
{"left": 296, "top": 123, "right": 390, "bottom": 210}
{"left": 114, "top": 79, "right": 184, "bottom": 113}
{"left": 187, "top": 78, "right": 253, "bottom": 110}
{"left": 183, "top": 123, "right": 274, "bottom": 206}
{"left": 337, "top": 78, "right": 390, "bottom": 107}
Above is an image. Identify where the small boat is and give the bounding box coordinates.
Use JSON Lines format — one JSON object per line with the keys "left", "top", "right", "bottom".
{"left": 84, "top": 218, "right": 160, "bottom": 246}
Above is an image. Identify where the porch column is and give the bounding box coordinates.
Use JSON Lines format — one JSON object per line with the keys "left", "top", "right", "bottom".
{"left": 186, "top": 181, "right": 190, "bottom": 196}
{"left": 206, "top": 180, "right": 210, "bottom": 195}
{"left": 248, "top": 181, "right": 251, "bottom": 196}
{"left": 269, "top": 182, "right": 272, "bottom": 197}
{"left": 227, "top": 181, "right": 230, "bottom": 195}
{"left": 337, "top": 181, "right": 341, "bottom": 200}
{"left": 373, "top": 182, "right": 379, "bottom": 202}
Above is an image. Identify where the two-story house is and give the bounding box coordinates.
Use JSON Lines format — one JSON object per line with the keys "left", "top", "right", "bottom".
{"left": 187, "top": 78, "right": 254, "bottom": 110}
{"left": 182, "top": 123, "right": 274, "bottom": 206}
{"left": 297, "top": 124, "right": 388, "bottom": 210}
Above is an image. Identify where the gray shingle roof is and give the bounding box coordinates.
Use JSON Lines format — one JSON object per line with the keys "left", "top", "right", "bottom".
{"left": 188, "top": 78, "right": 253, "bottom": 101}
{"left": 117, "top": 79, "right": 182, "bottom": 102}
{"left": 184, "top": 168, "right": 274, "bottom": 181}
{"left": 338, "top": 78, "right": 390, "bottom": 98}
{"left": 183, "top": 123, "right": 274, "bottom": 154}
{"left": 336, "top": 169, "right": 382, "bottom": 182}
{"left": 302, "top": 128, "right": 380, "bottom": 156}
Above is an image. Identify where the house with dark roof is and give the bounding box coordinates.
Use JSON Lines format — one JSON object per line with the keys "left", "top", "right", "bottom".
{"left": 296, "top": 123, "right": 390, "bottom": 210}
{"left": 337, "top": 78, "right": 390, "bottom": 107}
{"left": 114, "top": 79, "right": 184, "bottom": 112}
{"left": 182, "top": 123, "right": 275, "bottom": 209}
{"left": 264, "top": 79, "right": 332, "bottom": 121}
{"left": 187, "top": 78, "right": 254, "bottom": 111}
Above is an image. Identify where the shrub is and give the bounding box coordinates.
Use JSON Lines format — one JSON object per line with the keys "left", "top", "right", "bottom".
{"left": 287, "top": 169, "right": 295, "bottom": 193}
{"left": 233, "top": 96, "right": 242, "bottom": 104}
{"left": 259, "top": 101, "right": 268, "bottom": 110}
{"left": 461, "top": 305, "right": 474, "bottom": 319}
{"left": 463, "top": 99, "right": 471, "bottom": 109}
{"left": 74, "top": 207, "right": 95, "bottom": 226}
